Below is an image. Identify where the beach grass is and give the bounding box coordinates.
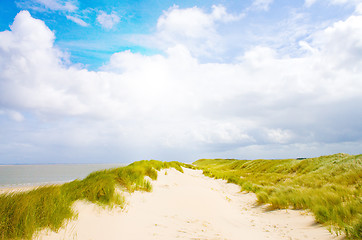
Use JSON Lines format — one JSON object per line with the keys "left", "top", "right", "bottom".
{"left": 0, "top": 160, "right": 184, "bottom": 240}
{"left": 193, "top": 153, "right": 362, "bottom": 239}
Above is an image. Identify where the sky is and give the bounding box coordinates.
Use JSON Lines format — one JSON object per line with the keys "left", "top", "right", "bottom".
{"left": 0, "top": 0, "right": 361, "bottom": 164}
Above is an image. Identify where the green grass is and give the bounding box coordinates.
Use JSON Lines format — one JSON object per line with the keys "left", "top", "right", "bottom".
{"left": 193, "top": 153, "right": 362, "bottom": 239}
{"left": 0, "top": 160, "right": 184, "bottom": 240}
{"left": 2, "top": 155, "right": 360, "bottom": 239}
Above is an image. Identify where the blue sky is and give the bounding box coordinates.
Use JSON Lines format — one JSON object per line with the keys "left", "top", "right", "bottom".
{"left": 0, "top": 0, "right": 362, "bottom": 164}
{"left": 0, "top": 0, "right": 356, "bottom": 68}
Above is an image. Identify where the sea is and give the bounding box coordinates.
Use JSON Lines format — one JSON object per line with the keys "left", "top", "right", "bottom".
{"left": 0, "top": 164, "right": 125, "bottom": 188}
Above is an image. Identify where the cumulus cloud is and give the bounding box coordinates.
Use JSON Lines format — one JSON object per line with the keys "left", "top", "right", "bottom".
{"left": 96, "top": 11, "right": 120, "bottom": 29}
{"left": 311, "top": 14, "right": 362, "bottom": 71}
{"left": 0, "top": 9, "right": 362, "bottom": 162}
{"left": 66, "top": 15, "right": 88, "bottom": 27}
{"left": 138, "top": 5, "right": 243, "bottom": 59}
{"left": 156, "top": 6, "right": 215, "bottom": 40}
{"left": 0, "top": 11, "right": 86, "bottom": 116}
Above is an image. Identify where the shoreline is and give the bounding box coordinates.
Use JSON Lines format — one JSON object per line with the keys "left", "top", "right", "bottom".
{"left": 0, "top": 163, "right": 126, "bottom": 190}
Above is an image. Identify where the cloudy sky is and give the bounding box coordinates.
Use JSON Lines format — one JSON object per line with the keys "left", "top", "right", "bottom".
{"left": 0, "top": 0, "right": 361, "bottom": 164}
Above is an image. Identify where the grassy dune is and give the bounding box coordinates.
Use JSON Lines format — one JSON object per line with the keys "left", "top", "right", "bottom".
{"left": 1, "top": 155, "right": 360, "bottom": 239}
{"left": 0, "top": 160, "right": 185, "bottom": 240}
{"left": 193, "top": 153, "right": 362, "bottom": 238}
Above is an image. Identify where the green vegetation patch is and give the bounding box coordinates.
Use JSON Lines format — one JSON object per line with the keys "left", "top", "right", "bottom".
{"left": 0, "top": 160, "right": 184, "bottom": 240}
{"left": 193, "top": 153, "right": 362, "bottom": 239}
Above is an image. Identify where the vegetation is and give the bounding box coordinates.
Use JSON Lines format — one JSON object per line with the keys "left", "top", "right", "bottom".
{"left": 193, "top": 153, "right": 362, "bottom": 238}
{"left": 1, "top": 155, "right": 360, "bottom": 239}
{"left": 0, "top": 160, "right": 184, "bottom": 240}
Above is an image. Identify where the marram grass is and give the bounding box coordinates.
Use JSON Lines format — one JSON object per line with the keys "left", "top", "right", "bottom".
{"left": 193, "top": 153, "right": 362, "bottom": 239}
{"left": 2, "top": 155, "right": 360, "bottom": 239}
{"left": 0, "top": 160, "right": 185, "bottom": 240}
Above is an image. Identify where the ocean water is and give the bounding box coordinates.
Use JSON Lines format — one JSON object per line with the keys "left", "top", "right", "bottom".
{"left": 0, "top": 164, "right": 125, "bottom": 187}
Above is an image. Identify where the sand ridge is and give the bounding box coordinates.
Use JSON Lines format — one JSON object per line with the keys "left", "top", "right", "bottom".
{"left": 35, "top": 168, "right": 345, "bottom": 240}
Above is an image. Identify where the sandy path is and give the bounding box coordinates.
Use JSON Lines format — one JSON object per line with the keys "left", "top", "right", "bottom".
{"left": 35, "top": 168, "right": 344, "bottom": 240}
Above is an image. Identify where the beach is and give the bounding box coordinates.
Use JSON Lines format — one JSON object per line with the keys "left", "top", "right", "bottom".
{"left": 0, "top": 186, "right": 39, "bottom": 195}
{"left": 32, "top": 168, "right": 344, "bottom": 240}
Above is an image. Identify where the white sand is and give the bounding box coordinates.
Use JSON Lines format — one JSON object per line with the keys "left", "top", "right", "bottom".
{"left": 0, "top": 186, "right": 37, "bottom": 194}
{"left": 35, "top": 168, "right": 344, "bottom": 240}
{"left": 0, "top": 184, "right": 63, "bottom": 195}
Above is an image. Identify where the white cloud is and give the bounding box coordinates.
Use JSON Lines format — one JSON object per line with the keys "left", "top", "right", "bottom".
{"left": 66, "top": 15, "right": 88, "bottom": 26}
{"left": 304, "top": 0, "right": 317, "bottom": 7}
{"left": 146, "top": 5, "right": 243, "bottom": 58}
{"left": 311, "top": 14, "right": 362, "bottom": 71}
{"left": 355, "top": 3, "right": 362, "bottom": 14}
{"left": 331, "top": 0, "right": 356, "bottom": 4}
{"left": 0, "top": 109, "right": 24, "bottom": 122}
{"left": 298, "top": 41, "right": 318, "bottom": 54}
{"left": 157, "top": 6, "right": 215, "bottom": 39}
{"left": 96, "top": 11, "right": 120, "bottom": 29}
{"left": 266, "top": 129, "right": 293, "bottom": 144}
{"left": 0, "top": 10, "right": 362, "bottom": 162}
{"left": 17, "top": 0, "right": 78, "bottom": 12}
{"left": 211, "top": 5, "right": 245, "bottom": 22}
{"left": 0, "top": 11, "right": 86, "bottom": 116}
{"left": 8, "top": 110, "right": 25, "bottom": 122}
{"left": 251, "top": 0, "right": 274, "bottom": 11}
{"left": 305, "top": 0, "right": 362, "bottom": 7}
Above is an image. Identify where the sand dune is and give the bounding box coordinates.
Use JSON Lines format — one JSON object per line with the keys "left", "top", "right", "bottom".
{"left": 35, "top": 168, "right": 344, "bottom": 240}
